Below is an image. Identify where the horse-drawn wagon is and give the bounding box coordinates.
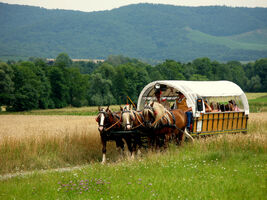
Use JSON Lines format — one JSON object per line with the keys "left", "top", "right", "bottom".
{"left": 97, "top": 80, "right": 249, "bottom": 163}
{"left": 137, "top": 80, "right": 249, "bottom": 136}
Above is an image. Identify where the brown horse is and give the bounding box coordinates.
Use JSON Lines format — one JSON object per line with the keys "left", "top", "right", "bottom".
{"left": 96, "top": 106, "right": 124, "bottom": 163}
{"left": 121, "top": 105, "right": 145, "bottom": 131}
{"left": 143, "top": 101, "right": 193, "bottom": 149}
{"left": 96, "top": 106, "right": 136, "bottom": 163}
{"left": 121, "top": 105, "right": 147, "bottom": 156}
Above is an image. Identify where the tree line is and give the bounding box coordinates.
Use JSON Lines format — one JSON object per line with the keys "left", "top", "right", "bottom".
{"left": 0, "top": 53, "right": 266, "bottom": 111}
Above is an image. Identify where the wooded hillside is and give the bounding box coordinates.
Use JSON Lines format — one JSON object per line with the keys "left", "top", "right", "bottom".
{"left": 0, "top": 3, "right": 267, "bottom": 62}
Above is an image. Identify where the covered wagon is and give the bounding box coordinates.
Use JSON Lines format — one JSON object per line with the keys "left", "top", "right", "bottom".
{"left": 137, "top": 80, "right": 249, "bottom": 136}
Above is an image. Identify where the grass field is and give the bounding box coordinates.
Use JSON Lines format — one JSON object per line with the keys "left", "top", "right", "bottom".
{"left": 0, "top": 93, "right": 266, "bottom": 199}
{"left": 248, "top": 94, "right": 267, "bottom": 113}
{"left": 0, "top": 112, "right": 266, "bottom": 199}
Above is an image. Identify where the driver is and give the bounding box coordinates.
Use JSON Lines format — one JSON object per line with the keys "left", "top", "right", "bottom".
{"left": 176, "top": 92, "right": 192, "bottom": 131}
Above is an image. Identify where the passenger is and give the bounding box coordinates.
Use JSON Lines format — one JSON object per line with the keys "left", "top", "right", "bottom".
{"left": 225, "top": 104, "right": 230, "bottom": 111}
{"left": 175, "top": 92, "right": 192, "bottom": 131}
{"left": 210, "top": 102, "right": 214, "bottom": 110}
{"left": 204, "top": 100, "right": 212, "bottom": 112}
{"left": 210, "top": 102, "right": 219, "bottom": 112}
{"left": 217, "top": 103, "right": 221, "bottom": 112}
{"left": 155, "top": 89, "right": 162, "bottom": 103}
{"left": 155, "top": 89, "right": 170, "bottom": 109}
{"left": 220, "top": 104, "right": 225, "bottom": 112}
{"left": 229, "top": 100, "right": 240, "bottom": 111}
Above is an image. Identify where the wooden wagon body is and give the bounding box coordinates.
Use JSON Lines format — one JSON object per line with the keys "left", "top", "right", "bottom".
{"left": 137, "top": 80, "right": 249, "bottom": 136}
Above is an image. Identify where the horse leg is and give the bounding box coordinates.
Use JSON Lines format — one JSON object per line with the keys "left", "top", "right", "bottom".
{"left": 164, "top": 133, "right": 171, "bottom": 149}
{"left": 155, "top": 135, "right": 161, "bottom": 152}
{"left": 125, "top": 136, "right": 134, "bottom": 160}
{"left": 131, "top": 136, "right": 137, "bottom": 160}
{"left": 148, "top": 135, "right": 156, "bottom": 152}
{"left": 115, "top": 137, "right": 125, "bottom": 161}
{"left": 101, "top": 136, "right": 107, "bottom": 164}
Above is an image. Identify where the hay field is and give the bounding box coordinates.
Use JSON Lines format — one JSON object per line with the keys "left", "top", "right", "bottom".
{"left": 0, "top": 115, "right": 118, "bottom": 174}
{"left": 0, "top": 115, "right": 97, "bottom": 138}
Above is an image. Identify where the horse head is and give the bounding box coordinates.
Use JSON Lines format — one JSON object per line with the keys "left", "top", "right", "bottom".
{"left": 96, "top": 106, "right": 111, "bottom": 132}
{"left": 143, "top": 101, "right": 156, "bottom": 128}
{"left": 121, "top": 105, "right": 135, "bottom": 130}
{"left": 143, "top": 101, "right": 167, "bottom": 128}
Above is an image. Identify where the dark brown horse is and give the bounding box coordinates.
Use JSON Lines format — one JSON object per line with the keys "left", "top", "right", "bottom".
{"left": 96, "top": 106, "right": 136, "bottom": 163}
{"left": 143, "top": 101, "right": 193, "bottom": 149}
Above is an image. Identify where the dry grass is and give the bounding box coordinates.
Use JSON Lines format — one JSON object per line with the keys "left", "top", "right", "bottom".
{"left": 0, "top": 115, "right": 97, "bottom": 138}
{"left": 0, "top": 115, "right": 118, "bottom": 174}
{"left": 0, "top": 112, "right": 266, "bottom": 175}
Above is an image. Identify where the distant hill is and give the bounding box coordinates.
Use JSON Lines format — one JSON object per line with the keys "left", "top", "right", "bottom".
{"left": 0, "top": 3, "right": 267, "bottom": 62}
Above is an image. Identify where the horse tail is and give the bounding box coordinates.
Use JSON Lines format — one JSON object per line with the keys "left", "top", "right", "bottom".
{"left": 184, "top": 128, "right": 194, "bottom": 142}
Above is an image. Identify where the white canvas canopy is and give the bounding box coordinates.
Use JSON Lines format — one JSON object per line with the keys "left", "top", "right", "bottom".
{"left": 137, "top": 80, "right": 249, "bottom": 115}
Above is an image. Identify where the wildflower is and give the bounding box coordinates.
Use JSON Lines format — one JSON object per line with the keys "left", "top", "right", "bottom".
{"left": 148, "top": 183, "right": 152, "bottom": 186}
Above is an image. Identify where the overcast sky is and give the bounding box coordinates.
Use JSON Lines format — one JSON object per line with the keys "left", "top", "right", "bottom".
{"left": 1, "top": 0, "right": 267, "bottom": 12}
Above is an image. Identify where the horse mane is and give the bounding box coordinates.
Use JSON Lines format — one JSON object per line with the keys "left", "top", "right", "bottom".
{"left": 151, "top": 101, "right": 165, "bottom": 117}
{"left": 150, "top": 101, "right": 171, "bottom": 127}
{"left": 121, "top": 104, "right": 135, "bottom": 128}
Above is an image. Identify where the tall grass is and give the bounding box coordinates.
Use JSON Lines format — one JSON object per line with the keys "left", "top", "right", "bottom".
{"left": 0, "top": 117, "right": 266, "bottom": 199}
{"left": 0, "top": 113, "right": 266, "bottom": 175}
{"left": 0, "top": 115, "right": 118, "bottom": 174}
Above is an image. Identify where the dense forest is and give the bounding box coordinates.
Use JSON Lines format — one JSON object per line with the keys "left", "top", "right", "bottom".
{"left": 0, "top": 54, "right": 266, "bottom": 111}
{"left": 0, "top": 3, "right": 267, "bottom": 62}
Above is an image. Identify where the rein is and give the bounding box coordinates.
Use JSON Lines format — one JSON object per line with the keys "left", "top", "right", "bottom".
{"left": 104, "top": 113, "right": 122, "bottom": 132}
{"left": 132, "top": 111, "right": 145, "bottom": 129}
{"left": 151, "top": 111, "right": 167, "bottom": 127}
{"left": 151, "top": 108, "right": 174, "bottom": 128}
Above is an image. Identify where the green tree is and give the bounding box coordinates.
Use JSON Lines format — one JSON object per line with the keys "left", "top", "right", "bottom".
{"left": 254, "top": 58, "right": 267, "bottom": 91}
{"left": 155, "top": 60, "right": 185, "bottom": 80}
{"left": 88, "top": 73, "right": 115, "bottom": 106}
{"left": 247, "top": 75, "right": 261, "bottom": 92}
{"left": 0, "top": 63, "right": 14, "bottom": 110}
{"left": 10, "top": 62, "right": 42, "bottom": 111}
{"left": 113, "top": 67, "right": 127, "bottom": 104}
{"left": 228, "top": 61, "right": 246, "bottom": 89}
{"left": 55, "top": 53, "right": 72, "bottom": 68}
{"left": 68, "top": 67, "right": 89, "bottom": 107}
{"left": 48, "top": 67, "right": 69, "bottom": 108}
{"left": 193, "top": 57, "right": 213, "bottom": 78}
